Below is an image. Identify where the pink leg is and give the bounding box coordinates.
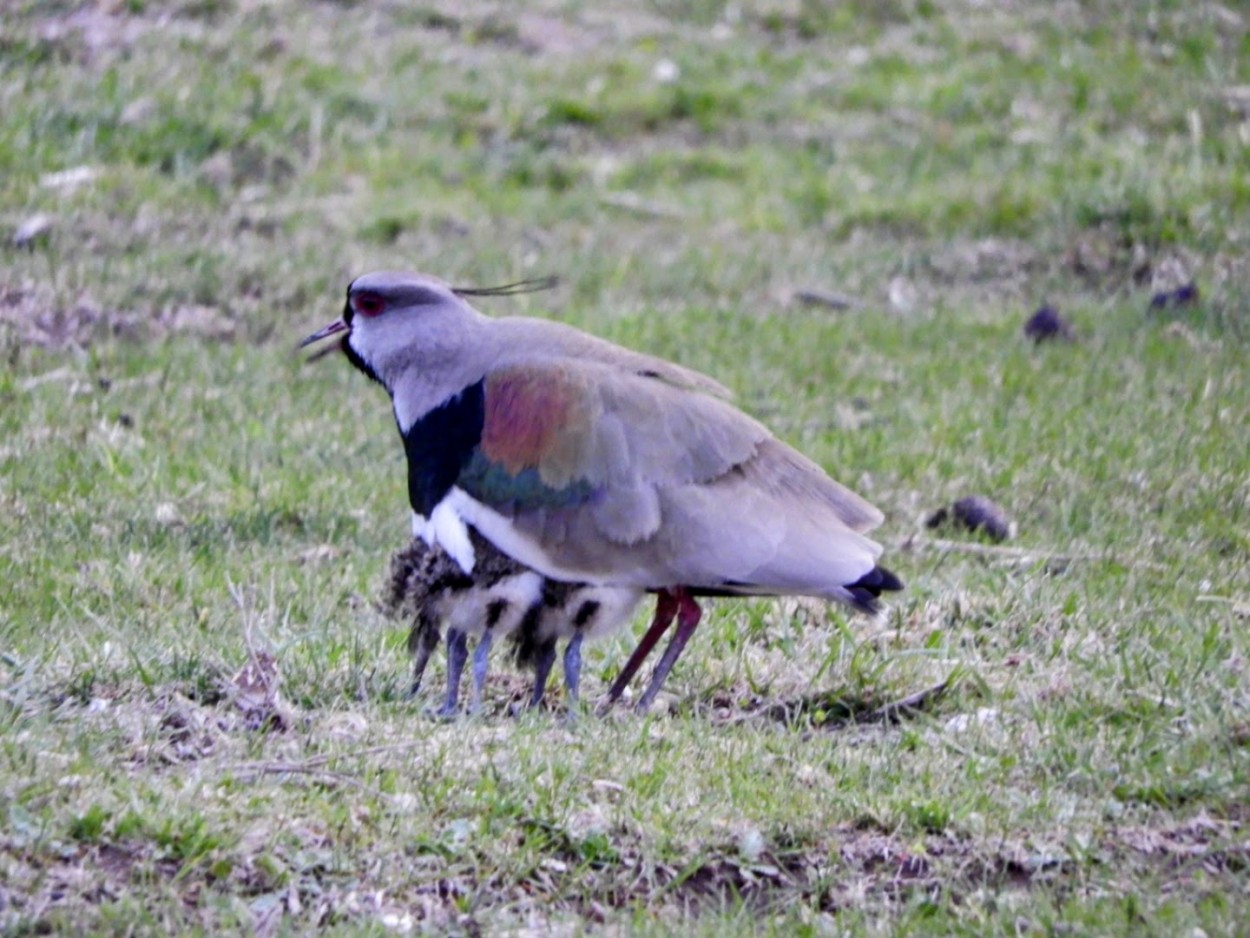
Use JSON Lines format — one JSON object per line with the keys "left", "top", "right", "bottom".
{"left": 604, "top": 591, "right": 678, "bottom": 705}
{"left": 635, "top": 590, "right": 702, "bottom": 713}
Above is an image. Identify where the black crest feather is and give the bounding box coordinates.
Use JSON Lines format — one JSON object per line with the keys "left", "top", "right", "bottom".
{"left": 453, "top": 276, "right": 558, "bottom": 298}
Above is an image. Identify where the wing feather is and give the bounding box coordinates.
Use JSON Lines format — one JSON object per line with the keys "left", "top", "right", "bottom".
{"left": 473, "top": 359, "right": 766, "bottom": 493}
{"left": 453, "top": 356, "right": 886, "bottom": 593}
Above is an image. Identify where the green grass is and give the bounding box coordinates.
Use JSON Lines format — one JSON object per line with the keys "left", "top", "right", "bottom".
{"left": 2, "top": 1, "right": 1249, "bottom": 933}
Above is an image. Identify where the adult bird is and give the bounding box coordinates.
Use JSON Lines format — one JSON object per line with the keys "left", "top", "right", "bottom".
{"left": 302, "top": 271, "right": 901, "bottom": 712}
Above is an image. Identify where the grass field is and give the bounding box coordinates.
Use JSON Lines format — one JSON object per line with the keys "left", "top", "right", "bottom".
{"left": 2, "top": 1, "right": 1249, "bottom": 933}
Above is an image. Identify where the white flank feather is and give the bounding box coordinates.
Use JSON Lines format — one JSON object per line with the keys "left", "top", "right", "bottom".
{"left": 417, "top": 499, "right": 477, "bottom": 573}
{"left": 445, "top": 487, "right": 601, "bottom": 583}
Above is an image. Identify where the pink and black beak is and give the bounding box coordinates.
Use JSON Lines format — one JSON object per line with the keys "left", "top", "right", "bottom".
{"left": 299, "top": 318, "right": 349, "bottom": 349}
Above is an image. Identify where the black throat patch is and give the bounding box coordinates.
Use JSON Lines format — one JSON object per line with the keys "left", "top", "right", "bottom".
{"left": 339, "top": 294, "right": 384, "bottom": 386}
{"left": 341, "top": 335, "right": 383, "bottom": 387}
{"left": 401, "top": 380, "right": 486, "bottom": 517}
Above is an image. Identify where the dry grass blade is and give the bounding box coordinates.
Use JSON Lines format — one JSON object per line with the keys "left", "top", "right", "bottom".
{"left": 862, "top": 680, "right": 951, "bottom": 725}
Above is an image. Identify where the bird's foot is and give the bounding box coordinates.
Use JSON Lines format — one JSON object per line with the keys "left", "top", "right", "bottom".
{"left": 425, "top": 700, "right": 462, "bottom": 721}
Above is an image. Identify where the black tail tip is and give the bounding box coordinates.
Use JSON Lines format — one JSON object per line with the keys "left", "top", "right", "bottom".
{"left": 844, "top": 565, "right": 903, "bottom": 614}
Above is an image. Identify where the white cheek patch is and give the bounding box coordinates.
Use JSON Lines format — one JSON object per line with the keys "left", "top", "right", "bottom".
{"left": 417, "top": 498, "right": 477, "bottom": 573}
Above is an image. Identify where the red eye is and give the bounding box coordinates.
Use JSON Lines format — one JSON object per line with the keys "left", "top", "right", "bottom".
{"left": 352, "top": 292, "right": 385, "bottom": 317}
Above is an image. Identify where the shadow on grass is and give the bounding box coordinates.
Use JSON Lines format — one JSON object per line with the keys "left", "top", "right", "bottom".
{"left": 699, "top": 677, "right": 956, "bottom": 731}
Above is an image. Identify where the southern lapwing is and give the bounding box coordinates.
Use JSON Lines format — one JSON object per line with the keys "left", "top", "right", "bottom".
{"left": 303, "top": 271, "right": 901, "bottom": 712}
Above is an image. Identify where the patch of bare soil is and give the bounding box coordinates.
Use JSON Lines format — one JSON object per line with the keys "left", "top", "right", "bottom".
{"left": 0, "top": 287, "right": 134, "bottom": 349}
{"left": 0, "top": 286, "right": 236, "bottom": 349}
{"left": 29, "top": 5, "right": 153, "bottom": 65}
{"left": 18, "top": 2, "right": 233, "bottom": 81}
{"left": 927, "top": 237, "right": 1043, "bottom": 287}
{"left": 407, "top": 1, "right": 667, "bottom": 53}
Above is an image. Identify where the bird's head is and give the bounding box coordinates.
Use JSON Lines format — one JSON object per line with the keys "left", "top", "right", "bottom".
{"left": 300, "top": 271, "right": 557, "bottom": 392}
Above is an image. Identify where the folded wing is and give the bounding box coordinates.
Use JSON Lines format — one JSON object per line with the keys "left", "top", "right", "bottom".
{"left": 453, "top": 358, "right": 886, "bottom": 599}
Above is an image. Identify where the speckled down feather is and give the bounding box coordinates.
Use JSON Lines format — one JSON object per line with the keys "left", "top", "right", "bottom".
{"left": 382, "top": 532, "right": 640, "bottom": 711}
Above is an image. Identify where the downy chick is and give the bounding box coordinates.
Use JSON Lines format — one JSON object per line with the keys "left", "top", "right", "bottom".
{"left": 384, "top": 532, "right": 643, "bottom": 714}
{"left": 512, "top": 582, "right": 643, "bottom": 710}
{"left": 383, "top": 529, "right": 540, "bottom": 715}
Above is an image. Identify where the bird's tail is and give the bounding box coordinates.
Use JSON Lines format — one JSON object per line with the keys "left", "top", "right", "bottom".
{"left": 841, "top": 565, "right": 904, "bottom": 615}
